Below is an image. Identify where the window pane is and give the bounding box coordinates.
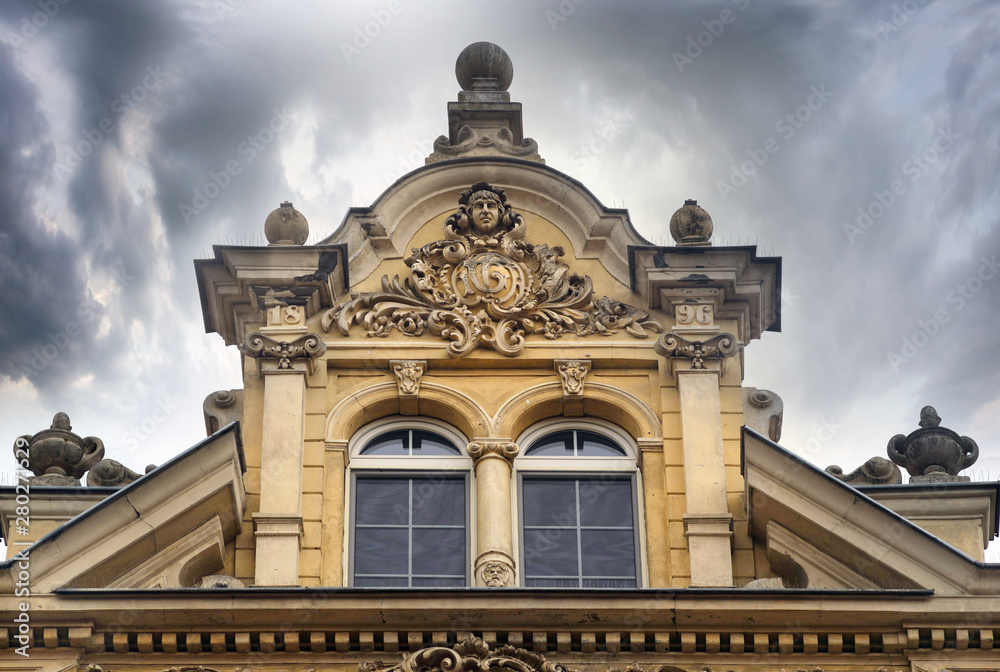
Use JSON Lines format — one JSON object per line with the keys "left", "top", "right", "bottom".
{"left": 356, "top": 478, "right": 410, "bottom": 525}
{"left": 412, "top": 477, "right": 465, "bottom": 526}
{"left": 577, "top": 431, "right": 626, "bottom": 456}
{"left": 526, "top": 577, "right": 578, "bottom": 588}
{"left": 355, "top": 576, "right": 409, "bottom": 588}
{"left": 412, "top": 430, "right": 460, "bottom": 455}
{"left": 582, "top": 577, "right": 636, "bottom": 589}
{"left": 579, "top": 479, "right": 633, "bottom": 527}
{"left": 354, "top": 527, "right": 409, "bottom": 576}
{"left": 361, "top": 430, "right": 410, "bottom": 455}
{"left": 522, "top": 478, "right": 577, "bottom": 527}
{"left": 412, "top": 576, "right": 465, "bottom": 587}
{"left": 580, "top": 529, "right": 636, "bottom": 578}
{"left": 526, "top": 431, "right": 574, "bottom": 456}
{"left": 523, "top": 528, "right": 579, "bottom": 578}
{"left": 412, "top": 527, "right": 466, "bottom": 577}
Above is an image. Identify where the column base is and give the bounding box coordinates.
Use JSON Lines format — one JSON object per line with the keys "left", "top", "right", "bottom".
{"left": 684, "top": 512, "right": 734, "bottom": 587}
{"left": 252, "top": 513, "right": 303, "bottom": 586}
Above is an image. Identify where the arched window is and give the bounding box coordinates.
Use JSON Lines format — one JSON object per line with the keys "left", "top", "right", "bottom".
{"left": 348, "top": 419, "right": 472, "bottom": 587}
{"left": 515, "top": 422, "right": 641, "bottom": 588}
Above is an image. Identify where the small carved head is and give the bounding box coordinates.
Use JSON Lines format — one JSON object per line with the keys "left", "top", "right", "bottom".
{"left": 446, "top": 181, "right": 519, "bottom": 240}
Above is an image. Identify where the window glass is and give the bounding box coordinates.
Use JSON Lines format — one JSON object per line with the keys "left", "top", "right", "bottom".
{"left": 519, "top": 426, "right": 639, "bottom": 589}
{"left": 351, "top": 424, "right": 468, "bottom": 588}
{"left": 353, "top": 474, "right": 467, "bottom": 587}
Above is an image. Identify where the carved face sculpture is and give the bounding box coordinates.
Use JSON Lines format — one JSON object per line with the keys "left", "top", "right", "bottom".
{"left": 469, "top": 191, "right": 501, "bottom": 234}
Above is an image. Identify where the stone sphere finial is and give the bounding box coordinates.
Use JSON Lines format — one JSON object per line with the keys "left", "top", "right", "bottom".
{"left": 455, "top": 42, "right": 513, "bottom": 92}
{"left": 669, "top": 199, "right": 714, "bottom": 246}
{"left": 264, "top": 201, "right": 309, "bottom": 246}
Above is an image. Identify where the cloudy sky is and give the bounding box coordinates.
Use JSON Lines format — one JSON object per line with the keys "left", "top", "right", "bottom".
{"left": 1, "top": 1, "right": 998, "bottom": 556}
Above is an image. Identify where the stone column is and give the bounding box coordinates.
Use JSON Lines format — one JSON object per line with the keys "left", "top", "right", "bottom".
{"left": 241, "top": 331, "right": 326, "bottom": 586}
{"left": 467, "top": 439, "right": 519, "bottom": 587}
{"left": 656, "top": 327, "right": 739, "bottom": 587}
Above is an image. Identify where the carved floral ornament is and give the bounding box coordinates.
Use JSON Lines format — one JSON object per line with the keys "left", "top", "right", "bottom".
{"left": 323, "top": 182, "right": 662, "bottom": 358}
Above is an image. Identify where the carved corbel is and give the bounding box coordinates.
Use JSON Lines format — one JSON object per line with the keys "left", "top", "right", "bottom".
{"left": 240, "top": 332, "right": 326, "bottom": 375}
{"left": 654, "top": 331, "right": 739, "bottom": 375}
{"left": 554, "top": 359, "right": 590, "bottom": 416}
{"left": 391, "top": 360, "right": 426, "bottom": 415}
{"left": 467, "top": 439, "right": 519, "bottom": 464}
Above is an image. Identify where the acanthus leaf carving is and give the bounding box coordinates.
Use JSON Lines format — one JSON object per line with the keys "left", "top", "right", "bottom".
{"left": 323, "top": 182, "right": 662, "bottom": 358}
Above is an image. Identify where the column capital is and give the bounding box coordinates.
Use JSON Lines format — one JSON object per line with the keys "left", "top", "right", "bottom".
{"left": 241, "top": 332, "right": 326, "bottom": 375}
{"left": 467, "top": 439, "right": 519, "bottom": 465}
{"left": 655, "top": 331, "right": 739, "bottom": 375}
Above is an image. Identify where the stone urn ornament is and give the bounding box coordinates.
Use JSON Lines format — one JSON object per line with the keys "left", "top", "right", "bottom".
{"left": 15, "top": 413, "right": 106, "bottom": 486}
{"left": 886, "top": 406, "right": 978, "bottom": 483}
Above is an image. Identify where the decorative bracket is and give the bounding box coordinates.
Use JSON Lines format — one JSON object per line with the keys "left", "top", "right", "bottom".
{"left": 391, "top": 360, "right": 427, "bottom": 415}
{"left": 240, "top": 332, "right": 326, "bottom": 375}
{"left": 554, "top": 359, "right": 591, "bottom": 417}
{"left": 654, "top": 331, "right": 739, "bottom": 375}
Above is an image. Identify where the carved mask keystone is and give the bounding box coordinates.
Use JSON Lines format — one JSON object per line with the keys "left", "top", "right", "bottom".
{"left": 323, "top": 182, "right": 662, "bottom": 358}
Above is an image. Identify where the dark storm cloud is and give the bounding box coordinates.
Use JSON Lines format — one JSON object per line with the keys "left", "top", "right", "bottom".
{"left": 0, "top": 39, "right": 95, "bottom": 387}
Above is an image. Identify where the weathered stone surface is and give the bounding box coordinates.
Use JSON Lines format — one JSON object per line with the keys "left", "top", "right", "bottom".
{"left": 15, "top": 413, "right": 105, "bottom": 486}
{"left": 826, "top": 456, "right": 901, "bottom": 485}
{"left": 887, "top": 405, "right": 978, "bottom": 483}
{"left": 264, "top": 201, "right": 309, "bottom": 246}
{"left": 669, "top": 199, "right": 713, "bottom": 246}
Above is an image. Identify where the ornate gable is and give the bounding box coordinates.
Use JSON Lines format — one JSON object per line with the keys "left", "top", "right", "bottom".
{"left": 323, "top": 182, "right": 662, "bottom": 357}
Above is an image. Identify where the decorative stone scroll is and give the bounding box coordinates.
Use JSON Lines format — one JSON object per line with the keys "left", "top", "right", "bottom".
{"left": 555, "top": 359, "right": 590, "bottom": 396}
{"left": 359, "top": 635, "right": 578, "bottom": 672}
{"left": 654, "top": 332, "right": 738, "bottom": 369}
{"left": 323, "top": 182, "right": 661, "bottom": 358}
{"left": 467, "top": 439, "right": 519, "bottom": 464}
{"left": 428, "top": 125, "right": 543, "bottom": 163}
{"left": 826, "top": 457, "right": 902, "bottom": 485}
{"left": 240, "top": 332, "right": 326, "bottom": 373}
{"left": 86, "top": 459, "right": 155, "bottom": 487}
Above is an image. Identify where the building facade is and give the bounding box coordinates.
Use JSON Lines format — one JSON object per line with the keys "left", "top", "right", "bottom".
{"left": 1, "top": 42, "right": 998, "bottom": 672}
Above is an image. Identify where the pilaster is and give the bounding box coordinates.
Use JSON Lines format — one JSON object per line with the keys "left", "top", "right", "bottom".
{"left": 241, "top": 330, "right": 326, "bottom": 586}
{"left": 655, "top": 297, "right": 740, "bottom": 587}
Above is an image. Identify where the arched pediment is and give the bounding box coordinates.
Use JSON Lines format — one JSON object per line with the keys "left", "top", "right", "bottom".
{"left": 318, "top": 157, "right": 651, "bottom": 289}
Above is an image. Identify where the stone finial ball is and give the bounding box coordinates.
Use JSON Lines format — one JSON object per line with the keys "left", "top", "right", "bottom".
{"left": 455, "top": 42, "right": 514, "bottom": 91}
{"left": 264, "top": 201, "right": 308, "bottom": 246}
{"left": 669, "top": 199, "right": 714, "bottom": 246}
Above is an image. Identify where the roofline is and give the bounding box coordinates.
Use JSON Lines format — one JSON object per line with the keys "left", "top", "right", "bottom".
{"left": 627, "top": 244, "right": 783, "bottom": 332}
{"left": 0, "top": 422, "right": 244, "bottom": 566}
{"left": 193, "top": 243, "right": 350, "bottom": 334}
{"left": 740, "top": 426, "right": 1000, "bottom": 569}
{"left": 317, "top": 155, "right": 652, "bottom": 249}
